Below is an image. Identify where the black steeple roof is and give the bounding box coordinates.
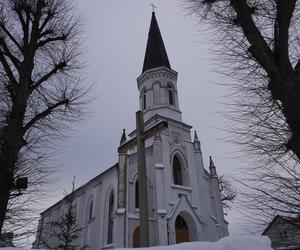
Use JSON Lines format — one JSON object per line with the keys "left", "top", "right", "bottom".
{"left": 142, "top": 12, "right": 171, "bottom": 73}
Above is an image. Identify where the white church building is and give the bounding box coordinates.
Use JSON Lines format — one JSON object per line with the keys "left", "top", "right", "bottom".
{"left": 33, "top": 12, "right": 228, "bottom": 249}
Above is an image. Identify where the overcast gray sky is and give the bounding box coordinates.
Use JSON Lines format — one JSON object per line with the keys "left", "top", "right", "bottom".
{"left": 43, "top": 0, "right": 248, "bottom": 236}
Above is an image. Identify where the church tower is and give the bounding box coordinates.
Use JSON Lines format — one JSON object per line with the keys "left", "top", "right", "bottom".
{"left": 124, "top": 11, "right": 229, "bottom": 247}
{"left": 137, "top": 12, "right": 182, "bottom": 122}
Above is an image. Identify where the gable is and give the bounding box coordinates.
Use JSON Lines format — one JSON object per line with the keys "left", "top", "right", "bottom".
{"left": 263, "top": 216, "right": 300, "bottom": 235}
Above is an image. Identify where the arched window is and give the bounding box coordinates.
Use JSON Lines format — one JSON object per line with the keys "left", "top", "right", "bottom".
{"left": 87, "top": 196, "right": 94, "bottom": 221}
{"left": 135, "top": 179, "right": 139, "bottom": 208}
{"left": 142, "top": 88, "right": 147, "bottom": 110}
{"left": 168, "top": 84, "right": 174, "bottom": 106}
{"left": 173, "top": 155, "right": 183, "bottom": 185}
{"left": 107, "top": 192, "right": 114, "bottom": 244}
{"left": 88, "top": 200, "right": 93, "bottom": 220}
{"left": 73, "top": 202, "right": 77, "bottom": 222}
{"left": 153, "top": 82, "right": 160, "bottom": 105}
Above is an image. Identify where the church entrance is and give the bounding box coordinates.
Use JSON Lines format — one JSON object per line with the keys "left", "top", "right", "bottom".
{"left": 133, "top": 226, "right": 140, "bottom": 248}
{"left": 175, "top": 215, "right": 189, "bottom": 243}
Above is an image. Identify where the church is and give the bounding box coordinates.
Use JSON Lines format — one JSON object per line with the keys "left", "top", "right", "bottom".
{"left": 33, "top": 12, "right": 228, "bottom": 249}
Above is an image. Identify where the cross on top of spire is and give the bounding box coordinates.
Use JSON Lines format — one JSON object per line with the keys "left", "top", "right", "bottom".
{"left": 150, "top": 3, "right": 157, "bottom": 12}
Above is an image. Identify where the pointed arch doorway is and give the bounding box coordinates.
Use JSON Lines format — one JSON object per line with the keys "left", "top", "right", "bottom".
{"left": 175, "top": 215, "right": 189, "bottom": 243}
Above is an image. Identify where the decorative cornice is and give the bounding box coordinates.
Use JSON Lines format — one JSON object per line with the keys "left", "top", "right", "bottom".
{"left": 143, "top": 104, "right": 182, "bottom": 115}
{"left": 128, "top": 113, "right": 192, "bottom": 137}
{"left": 137, "top": 66, "right": 178, "bottom": 88}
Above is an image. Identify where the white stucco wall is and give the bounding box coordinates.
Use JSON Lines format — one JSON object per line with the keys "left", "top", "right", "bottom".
{"left": 34, "top": 66, "right": 228, "bottom": 250}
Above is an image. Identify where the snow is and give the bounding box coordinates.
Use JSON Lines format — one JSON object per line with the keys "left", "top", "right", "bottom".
{"left": 116, "top": 236, "right": 273, "bottom": 250}
{"left": 0, "top": 236, "right": 273, "bottom": 250}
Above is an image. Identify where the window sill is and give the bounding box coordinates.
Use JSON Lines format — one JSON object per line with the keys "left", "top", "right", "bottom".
{"left": 171, "top": 184, "right": 192, "bottom": 192}
{"left": 102, "top": 244, "right": 114, "bottom": 250}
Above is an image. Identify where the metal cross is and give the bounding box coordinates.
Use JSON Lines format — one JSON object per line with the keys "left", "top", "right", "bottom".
{"left": 150, "top": 3, "right": 157, "bottom": 12}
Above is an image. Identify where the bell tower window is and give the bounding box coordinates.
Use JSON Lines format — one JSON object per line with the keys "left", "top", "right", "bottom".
{"left": 142, "top": 88, "right": 146, "bottom": 110}
{"left": 168, "top": 84, "right": 174, "bottom": 106}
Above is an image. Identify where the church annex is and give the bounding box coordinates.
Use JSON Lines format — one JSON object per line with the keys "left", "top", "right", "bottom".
{"left": 33, "top": 12, "right": 228, "bottom": 249}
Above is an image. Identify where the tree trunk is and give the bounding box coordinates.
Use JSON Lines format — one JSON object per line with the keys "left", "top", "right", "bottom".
{"left": 0, "top": 173, "right": 11, "bottom": 236}
{"left": 281, "top": 78, "right": 300, "bottom": 160}
{"left": 0, "top": 97, "right": 27, "bottom": 234}
{"left": 0, "top": 136, "right": 21, "bottom": 235}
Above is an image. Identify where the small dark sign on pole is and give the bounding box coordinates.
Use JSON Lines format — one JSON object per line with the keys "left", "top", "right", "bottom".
{"left": 15, "top": 177, "right": 28, "bottom": 190}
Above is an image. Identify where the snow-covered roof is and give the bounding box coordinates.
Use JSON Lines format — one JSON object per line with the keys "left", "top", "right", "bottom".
{"left": 40, "top": 163, "right": 118, "bottom": 216}
{"left": 262, "top": 215, "right": 300, "bottom": 235}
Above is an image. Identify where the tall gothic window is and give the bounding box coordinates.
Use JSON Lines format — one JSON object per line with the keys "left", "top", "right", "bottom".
{"left": 73, "top": 203, "right": 77, "bottom": 223}
{"left": 89, "top": 200, "right": 93, "bottom": 220}
{"left": 107, "top": 192, "right": 114, "bottom": 244}
{"left": 87, "top": 197, "right": 93, "bottom": 221}
{"left": 135, "top": 179, "right": 139, "bottom": 208}
{"left": 168, "top": 84, "right": 174, "bottom": 106}
{"left": 173, "top": 155, "right": 183, "bottom": 185}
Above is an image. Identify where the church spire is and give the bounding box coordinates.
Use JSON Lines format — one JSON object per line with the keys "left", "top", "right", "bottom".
{"left": 142, "top": 12, "right": 171, "bottom": 73}
{"left": 120, "top": 129, "right": 127, "bottom": 145}
{"left": 209, "top": 156, "right": 217, "bottom": 177}
{"left": 194, "top": 131, "right": 199, "bottom": 142}
{"left": 193, "top": 131, "right": 202, "bottom": 152}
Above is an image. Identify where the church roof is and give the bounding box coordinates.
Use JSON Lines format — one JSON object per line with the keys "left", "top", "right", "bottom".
{"left": 262, "top": 215, "right": 300, "bottom": 235}
{"left": 40, "top": 163, "right": 118, "bottom": 216}
{"left": 142, "top": 12, "right": 171, "bottom": 73}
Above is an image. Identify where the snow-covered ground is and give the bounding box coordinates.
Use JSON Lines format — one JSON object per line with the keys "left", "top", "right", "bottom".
{"left": 0, "top": 235, "right": 273, "bottom": 250}
{"left": 116, "top": 236, "right": 273, "bottom": 250}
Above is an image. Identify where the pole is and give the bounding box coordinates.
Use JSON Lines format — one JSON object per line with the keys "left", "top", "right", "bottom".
{"left": 136, "top": 111, "right": 150, "bottom": 247}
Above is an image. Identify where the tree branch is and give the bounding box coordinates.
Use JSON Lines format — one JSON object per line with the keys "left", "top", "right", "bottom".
{"left": 14, "top": 4, "right": 29, "bottom": 47}
{"left": 274, "top": 0, "right": 295, "bottom": 71}
{"left": 39, "top": 11, "right": 53, "bottom": 35}
{"left": 30, "top": 61, "right": 67, "bottom": 91}
{"left": 0, "top": 43, "right": 18, "bottom": 88}
{"left": 36, "top": 35, "right": 67, "bottom": 48}
{"left": 0, "top": 38, "right": 21, "bottom": 70}
{"left": 39, "top": 29, "right": 53, "bottom": 38}
{"left": 0, "top": 22, "right": 22, "bottom": 52}
{"left": 23, "top": 99, "right": 69, "bottom": 132}
{"left": 29, "top": 0, "right": 45, "bottom": 47}
{"left": 230, "top": 0, "right": 280, "bottom": 80}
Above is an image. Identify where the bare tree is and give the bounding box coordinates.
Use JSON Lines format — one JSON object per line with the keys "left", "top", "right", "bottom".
{"left": 236, "top": 157, "right": 300, "bottom": 233}
{"left": 0, "top": 0, "right": 89, "bottom": 235}
{"left": 184, "top": 0, "right": 300, "bottom": 163}
{"left": 183, "top": 0, "right": 300, "bottom": 232}
{"left": 219, "top": 175, "right": 237, "bottom": 215}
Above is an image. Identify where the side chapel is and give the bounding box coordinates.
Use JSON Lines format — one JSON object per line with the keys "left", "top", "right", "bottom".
{"left": 33, "top": 12, "right": 228, "bottom": 249}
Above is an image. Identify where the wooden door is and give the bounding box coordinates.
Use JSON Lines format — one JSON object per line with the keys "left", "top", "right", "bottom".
{"left": 175, "top": 215, "right": 189, "bottom": 243}
{"left": 133, "top": 227, "right": 140, "bottom": 248}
